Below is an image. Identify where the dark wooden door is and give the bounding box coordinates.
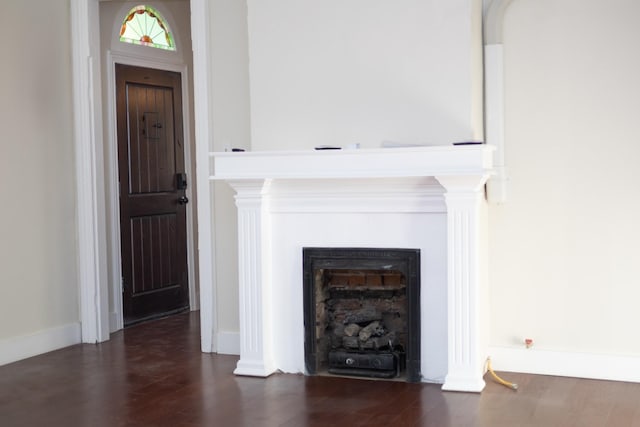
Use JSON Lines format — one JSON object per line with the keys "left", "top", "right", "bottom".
{"left": 116, "top": 64, "right": 189, "bottom": 326}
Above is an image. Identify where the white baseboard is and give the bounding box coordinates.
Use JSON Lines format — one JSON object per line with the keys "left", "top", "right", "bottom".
{"left": 488, "top": 346, "right": 640, "bottom": 383}
{"left": 0, "top": 322, "right": 82, "bottom": 366}
{"left": 216, "top": 331, "right": 240, "bottom": 355}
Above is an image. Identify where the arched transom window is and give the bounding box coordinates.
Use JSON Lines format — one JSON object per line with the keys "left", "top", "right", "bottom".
{"left": 119, "top": 5, "right": 175, "bottom": 51}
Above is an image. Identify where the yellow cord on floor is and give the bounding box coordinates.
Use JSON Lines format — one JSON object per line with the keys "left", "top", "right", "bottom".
{"left": 485, "top": 357, "right": 518, "bottom": 390}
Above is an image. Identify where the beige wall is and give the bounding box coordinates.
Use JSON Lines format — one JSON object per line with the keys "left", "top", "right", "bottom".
{"left": 489, "top": 0, "right": 640, "bottom": 354}
{"left": 0, "top": 0, "right": 79, "bottom": 338}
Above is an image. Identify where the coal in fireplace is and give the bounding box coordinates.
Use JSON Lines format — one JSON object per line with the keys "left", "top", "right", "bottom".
{"left": 303, "top": 248, "right": 421, "bottom": 382}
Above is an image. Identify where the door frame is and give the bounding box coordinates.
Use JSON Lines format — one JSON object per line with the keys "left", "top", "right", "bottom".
{"left": 107, "top": 53, "right": 197, "bottom": 331}
{"left": 70, "top": 0, "right": 217, "bottom": 351}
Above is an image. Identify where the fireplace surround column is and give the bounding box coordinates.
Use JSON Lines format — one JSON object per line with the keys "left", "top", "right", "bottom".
{"left": 228, "top": 179, "right": 276, "bottom": 377}
{"left": 436, "top": 174, "right": 491, "bottom": 392}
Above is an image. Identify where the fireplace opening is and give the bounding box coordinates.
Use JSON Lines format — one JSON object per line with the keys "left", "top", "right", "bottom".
{"left": 303, "top": 248, "right": 421, "bottom": 382}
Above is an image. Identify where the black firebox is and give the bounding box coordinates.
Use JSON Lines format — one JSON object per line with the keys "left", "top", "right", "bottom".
{"left": 302, "top": 248, "right": 421, "bottom": 383}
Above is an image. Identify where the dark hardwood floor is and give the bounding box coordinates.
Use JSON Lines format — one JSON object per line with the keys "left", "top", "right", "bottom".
{"left": 2, "top": 312, "right": 640, "bottom": 427}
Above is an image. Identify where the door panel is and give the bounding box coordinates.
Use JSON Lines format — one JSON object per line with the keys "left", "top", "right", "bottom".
{"left": 126, "top": 85, "right": 176, "bottom": 194}
{"left": 130, "top": 215, "right": 178, "bottom": 294}
{"left": 116, "top": 64, "right": 189, "bottom": 326}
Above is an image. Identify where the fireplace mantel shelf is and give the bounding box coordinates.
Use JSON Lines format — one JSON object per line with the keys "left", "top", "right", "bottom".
{"left": 211, "top": 144, "right": 495, "bottom": 393}
{"left": 210, "top": 145, "right": 495, "bottom": 181}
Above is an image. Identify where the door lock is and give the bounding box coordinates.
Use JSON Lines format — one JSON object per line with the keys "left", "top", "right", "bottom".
{"left": 176, "top": 173, "right": 187, "bottom": 190}
{"left": 178, "top": 196, "right": 189, "bottom": 205}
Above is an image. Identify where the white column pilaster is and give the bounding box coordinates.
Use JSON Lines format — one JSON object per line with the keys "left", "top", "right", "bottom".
{"left": 229, "top": 179, "right": 276, "bottom": 377}
{"left": 436, "top": 174, "right": 491, "bottom": 392}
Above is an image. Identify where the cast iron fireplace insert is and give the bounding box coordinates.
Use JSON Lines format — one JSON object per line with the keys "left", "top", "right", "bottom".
{"left": 303, "top": 247, "right": 421, "bottom": 383}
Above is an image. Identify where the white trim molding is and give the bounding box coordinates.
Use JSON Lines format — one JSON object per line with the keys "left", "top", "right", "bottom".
{"left": 484, "top": 0, "right": 515, "bottom": 45}
{"left": 483, "top": 0, "right": 515, "bottom": 204}
{"left": 105, "top": 50, "right": 123, "bottom": 333}
{"left": 489, "top": 346, "right": 640, "bottom": 384}
{"left": 0, "top": 323, "right": 81, "bottom": 367}
{"left": 484, "top": 44, "right": 507, "bottom": 204}
{"left": 71, "top": 0, "right": 110, "bottom": 344}
{"left": 191, "top": 0, "right": 218, "bottom": 353}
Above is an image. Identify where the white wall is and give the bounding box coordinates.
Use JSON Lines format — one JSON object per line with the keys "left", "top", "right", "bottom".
{"left": 489, "top": 0, "right": 640, "bottom": 358}
{"left": 246, "top": 0, "right": 484, "bottom": 151}
{"left": 0, "top": 0, "right": 80, "bottom": 358}
{"left": 210, "top": 0, "right": 252, "bottom": 343}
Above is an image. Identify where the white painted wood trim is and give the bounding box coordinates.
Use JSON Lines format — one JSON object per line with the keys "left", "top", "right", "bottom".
{"left": 217, "top": 332, "right": 241, "bottom": 355}
{"left": 489, "top": 346, "right": 640, "bottom": 384}
{"left": 216, "top": 149, "right": 493, "bottom": 390}
{"left": 484, "top": 0, "right": 515, "bottom": 45}
{"left": 211, "top": 145, "right": 495, "bottom": 180}
{"left": 484, "top": 1, "right": 516, "bottom": 204}
{"left": 71, "top": 0, "right": 110, "bottom": 344}
{"left": 437, "top": 174, "right": 492, "bottom": 393}
{"left": 105, "top": 52, "right": 199, "bottom": 331}
{"left": 484, "top": 44, "right": 508, "bottom": 204}
{"left": 105, "top": 50, "right": 124, "bottom": 333}
{"left": 230, "top": 180, "right": 276, "bottom": 377}
{"left": 268, "top": 178, "right": 446, "bottom": 213}
{"left": 0, "top": 323, "right": 81, "bottom": 367}
{"left": 191, "top": 0, "right": 218, "bottom": 353}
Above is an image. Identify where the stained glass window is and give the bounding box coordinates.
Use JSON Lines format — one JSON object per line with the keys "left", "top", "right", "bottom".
{"left": 119, "top": 5, "right": 175, "bottom": 51}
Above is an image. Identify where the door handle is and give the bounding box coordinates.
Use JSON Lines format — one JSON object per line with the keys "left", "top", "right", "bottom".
{"left": 178, "top": 196, "right": 189, "bottom": 205}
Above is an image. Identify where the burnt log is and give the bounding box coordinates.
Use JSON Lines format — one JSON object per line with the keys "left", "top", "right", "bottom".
{"left": 343, "top": 323, "right": 361, "bottom": 337}
{"left": 370, "top": 332, "right": 397, "bottom": 350}
{"left": 342, "top": 332, "right": 397, "bottom": 350}
{"left": 342, "top": 336, "right": 360, "bottom": 349}
{"left": 358, "top": 321, "right": 385, "bottom": 341}
{"left": 343, "top": 307, "right": 382, "bottom": 325}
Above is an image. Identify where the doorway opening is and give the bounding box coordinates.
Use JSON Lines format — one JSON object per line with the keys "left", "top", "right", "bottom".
{"left": 73, "top": 0, "right": 212, "bottom": 347}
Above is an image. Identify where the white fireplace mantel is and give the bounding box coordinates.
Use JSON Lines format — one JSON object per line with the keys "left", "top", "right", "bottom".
{"left": 211, "top": 145, "right": 494, "bottom": 392}
{"left": 212, "top": 145, "right": 494, "bottom": 180}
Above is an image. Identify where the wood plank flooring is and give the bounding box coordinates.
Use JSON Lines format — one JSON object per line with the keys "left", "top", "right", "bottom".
{"left": 2, "top": 312, "right": 640, "bottom": 426}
